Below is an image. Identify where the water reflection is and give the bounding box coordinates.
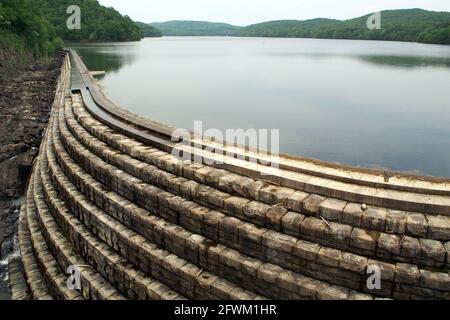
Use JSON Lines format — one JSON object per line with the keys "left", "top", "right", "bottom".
{"left": 262, "top": 50, "right": 450, "bottom": 69}
{"left": 357, "top": 55, "right": 450, "bottom": 68}
{"left": 67, "top": 43, "right": 138, "bottom": 76}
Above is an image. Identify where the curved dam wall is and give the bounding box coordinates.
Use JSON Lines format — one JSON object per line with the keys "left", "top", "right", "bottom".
{"left": 15, "top": 51, "right": 450, "bottom": 300}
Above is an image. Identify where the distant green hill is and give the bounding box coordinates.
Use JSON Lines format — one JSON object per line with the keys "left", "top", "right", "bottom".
{"left": 149, "top": 21, "right": 242, "bottom": 36}
{"left": 34, "top": 0, "right": 143, "bottom": 42}
{"left": 135, "top": 22, "right": 162, "bottom": 37}
{"left": 236, "top": 9, "right": 450, "bottom": 45}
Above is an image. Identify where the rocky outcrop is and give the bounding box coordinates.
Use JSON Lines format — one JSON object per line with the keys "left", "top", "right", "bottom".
{"left": 16, "top": 51, "right": 450, "bottom": 300}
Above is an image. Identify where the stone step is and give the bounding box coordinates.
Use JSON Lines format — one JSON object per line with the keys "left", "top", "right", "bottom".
{"left": 49, "top": 110, "right": 379, "bottom": 300}
{"left": 70, "top": 97, "right": 450, "bottom": 263}
{"left": 17, "top": 205, "right": 53, "bottom": 300}
{"left": 24, "top": 176, "right": 83, "bottom": 300}
{"left": 32, "top": 162, "right": 125, "bottom": 300}
{"left": 71, "top": 97, "right": 450, "bottom": 244}
{"left": 38, "top": 130, "right": 186, "bottom": 300}
{"left": 187, "top": 138, "right": 450, "bottom": 197}
{"left": 8, "top": 256, "right": 31, "bottom": 300}
{"left": 43, "top": 121, "right": 262, "bottom": 300}
{"left": 63, "top": 99, "right": 450, "bottom": 272}
{"left": 59, "top": 98, "right": 450, "bottom": 298}
{"left": 69, "top": 92, "right": 450, "bottom": 216}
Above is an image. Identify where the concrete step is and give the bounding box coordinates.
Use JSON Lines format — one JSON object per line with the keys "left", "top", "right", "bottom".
{"left": 70, "top": 92, "right": 450, "bottom": 216}
{"left": 60, "top": 97, "right": 450, "bottom": 299}
{"left": 32, "top": 162, "right": 125, "bottom": 300}
{"left": 17, "top": 205, "right": 53, "bottom": 300}
{"left": 8, "top": 256, "right": 31, "bottom": 300}
{"left": 64, "top": 98, "right": 450, "bottom": 271}
{"left": 38, "top": 133, "right": 186, "bottom": 300}
{"left": 50, "top": 113, "right": 378, "bottom": 300}
{"left": 44, "top": 120, "right": 268, "bottom": 299}
{"left": 71, "top": 97, "right": 450, "bottom": 244}
{"left": 43, "top": 121, "right": 262, "bottom": 300}
{"left": 24, "top": 176, "right": 83, "bottom": 300}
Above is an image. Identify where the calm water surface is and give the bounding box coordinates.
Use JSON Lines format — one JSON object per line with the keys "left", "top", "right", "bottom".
{"left": 69, "top": 37, "right": 450, "bottom": 178}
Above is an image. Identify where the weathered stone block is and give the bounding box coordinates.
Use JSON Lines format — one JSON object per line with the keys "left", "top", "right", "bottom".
{"left": 219, "top": 217, "right": 245, "bottom": 243}
{"left": 265, "top": 206, "right": 288, "bottom": 230}
{"left": 262, "top": 230, "right": 297, "bottom": 254}
{"left": 350, "top": 228, "right": 379, "bottom": 252}
{"left": 295, "top": 276, "right": 319, "bottom": 299}
{"left": 243, "top": 201, "right": 271, "bottom": 226}
{"left": 361, "top": 207, "right": 387, "bottom": 231}
{"left": 303, "top": 195, "right": 326, "bottom": 216}
{"left": 217, "top": 173, "right": 240, "bottom": 193}
{"left": 316, "top": 284, "right": 349, "bottom": 300}
{"left": 342, "top": 203, "right": 364, "bottom": 227}
{"left": 320, "top": 198, "right": 347, "bottom": 222}
{"left": 257, "top": 263, "right": 284, "bottom": 284}
{"left": 286, "top": 191, "right": 310, "bottom": 212}
{"left": 401, "top": 236, "right": 421, "bottom": 258}
{"left": 232, "top": 176, "right": 260, "bottom": 199}
{"left": 427, "top": 215, "right": 450, "bottom": 241}
{"left": 210, "top": 278, "right": 234, "bottom": 299}
{"left": 193, "top": 166, "right": 214, "bottom": 184}
{"left": 406, "top": 213, "right": 428, "bottom": 238}
{"left": 419, "top": 270, "right": 450, "bottom": 291}
{"left": 168, "top": 176, "right": 187, "bottom": 193}
{"left": 378, "top": 233, "right": 402, "bottom": 256}
{"left": 205, "top": 189, "right": 229, "bottom": 208}
{"left": 276, "top": 271, "right": 298, "bottom": 294}
{"left": 204, "top": 168, "right": 228, "bottom": 188}
{"left": 238, "top": 223, "right": 265, "bottom": 245}
{"left": 194, "top": 184, "right": 213, "bottom": 203}
{"left": 273, "top": 188, "right": 296, "bottom": 206}
{"left": 419, "top": 239, "right": 446, "bottom": 263}
{"left": 183, "top": 164, "right": 204, "bottom": 181}
{"left": 339, "top": 252, "right": 367, "bottom": 273}
{"left": 281, "top": 211, "right": 305, "bottom": 236}
{"left": 395, "top": 263, "right": 420, "bottom": 285}
{"left": 324, "top": 222, "right": 352, "bottom": 245}
{"left": 316, "top": 247, "right": 342, "bottom": 268}
{"left": 300, "top": 217, "right": 327, "bottom": 239}
{"left": 180, "top": 180, "right": 199, "bottom": 199}
{"left": 224, "top": 196, "right": 251, "bottom": 218}
{"left": 367, "top": 259, "right": 396, "bottom": 281}
{"left": 385, "top": 210, "right": 406, "bottom": 234}
{"left": 259, "top": 185, "right": 278, "bottom": 204}
{"left": 292, "top": 240, "right": 321, "bottom": 262}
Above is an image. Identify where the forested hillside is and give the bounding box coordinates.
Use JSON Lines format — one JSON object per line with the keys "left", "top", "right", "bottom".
{"left": 135, "top": 22, "right": 162, "bottom": 37}
{"left": 0, "top": 0, "right": 63, "bottom": 60}
{"left": 150, "top": 21, "right": 241, "bottom": 36}
{"left": 236, "top": 9, "right": 450, "bottom": 45}
{"left": 34, "top": 0, "right": 143, "bottom": 41}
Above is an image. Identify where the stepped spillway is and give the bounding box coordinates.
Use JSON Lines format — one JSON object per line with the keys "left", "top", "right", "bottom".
{"left": 15, "top": 50, "right": 450, "bottom": 300}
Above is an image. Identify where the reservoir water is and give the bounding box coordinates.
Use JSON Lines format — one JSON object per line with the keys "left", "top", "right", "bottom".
{"left": 69, "top": 37, "right": 450, "bottom": 178}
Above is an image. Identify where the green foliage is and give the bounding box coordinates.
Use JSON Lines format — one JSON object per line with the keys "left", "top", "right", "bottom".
{"left": 0, "top": 0, "right": 62, "bottom": 58}
{"left": 236, "top": 9, "right": 450, "bottom": 45}
{"left": 135, "top": 22, "right": 162, "bottom": 37}
{"left": 149, "top": 21, "right": 242, "bottom": 36}
{"left": 34, "top": 0, "right": 144, "bottom": 41}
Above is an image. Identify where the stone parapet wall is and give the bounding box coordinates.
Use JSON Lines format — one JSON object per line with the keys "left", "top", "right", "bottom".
{"left": 16, "top": 51, "right": 450, "bottom": 300}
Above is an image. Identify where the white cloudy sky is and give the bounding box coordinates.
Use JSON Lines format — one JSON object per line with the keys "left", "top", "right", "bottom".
{"left": 97, "top": 0, "right": 450, "bottom": 25}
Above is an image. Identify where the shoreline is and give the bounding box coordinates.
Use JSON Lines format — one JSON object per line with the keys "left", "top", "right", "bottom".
{"left": 0, "top": 53, "right": 63, "bottom": 298}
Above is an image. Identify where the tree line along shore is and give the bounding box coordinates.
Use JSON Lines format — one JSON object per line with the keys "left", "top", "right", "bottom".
{"left": 1, "top": 1, "right": 449, "bottom": 66}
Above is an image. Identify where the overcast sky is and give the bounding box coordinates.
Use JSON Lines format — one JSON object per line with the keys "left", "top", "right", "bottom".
{"left": 97, "top": 0, "right": 450, "bottom": 26}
